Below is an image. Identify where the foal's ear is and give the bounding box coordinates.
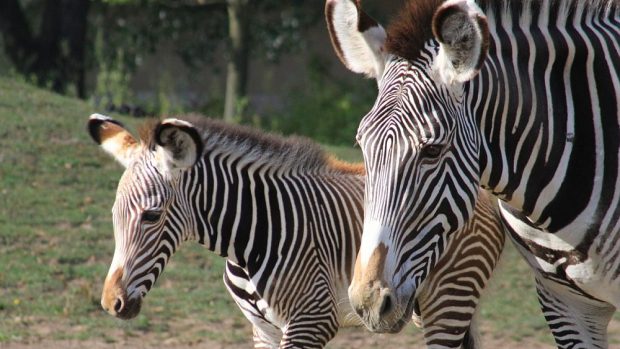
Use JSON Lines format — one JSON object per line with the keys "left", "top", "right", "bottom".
{"left": 325, "top": 0, "right": 387, "bottom": 79}
{"left": 431, "top": 0, "right": 489, "bottom": 84}
{"left": 88, "top": 113, "right": 138, "bottom": 168}
{"left": 154, "top": 118, "right": 203, "bottom": 171}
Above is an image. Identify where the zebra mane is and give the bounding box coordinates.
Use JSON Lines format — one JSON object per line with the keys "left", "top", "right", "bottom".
{"left": 385, "top": 0, "right": 619, "bottom": 61}
{"left": 140, "top": 114, "right": 363, "bottom": 174}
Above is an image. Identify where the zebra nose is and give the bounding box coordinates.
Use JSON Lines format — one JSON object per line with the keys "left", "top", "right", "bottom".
{"left": 114, "top": 297, "right": 124, "bottom": 313}
{"left": 378, "top": 291, "right": 394, "bottom": 318}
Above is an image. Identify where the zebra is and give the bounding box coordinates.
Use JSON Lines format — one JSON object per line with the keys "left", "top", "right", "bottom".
{"left": 88, "top": 113, "right": 504, "bottom": 348}
{"left": 326, "top": 0, "right": 620, "bottom": 347}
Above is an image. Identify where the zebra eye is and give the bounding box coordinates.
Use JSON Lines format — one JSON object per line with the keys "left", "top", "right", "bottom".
{"left": 419, "top": 144, "right": 444, "bottom": 159}
{"left": 142, "top": 210, "right": 162, "bottom": 223}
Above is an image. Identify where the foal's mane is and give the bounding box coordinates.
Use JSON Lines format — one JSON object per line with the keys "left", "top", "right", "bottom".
{"left": 140, "top": 114, "right": 364, "bottom": 175}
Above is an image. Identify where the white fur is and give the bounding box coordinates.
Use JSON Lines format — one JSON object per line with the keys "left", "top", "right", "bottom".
{"left": 156, "top": 118, "right": 200, "bottom": 175}
{"left": 89, "top": 113, "right": 139, "bottom": 168}
{"left": 432, "top": 0, "right": 488, "bottom": 85}
{"left": 329, "top": 0, "right": 387, "bottom": 78}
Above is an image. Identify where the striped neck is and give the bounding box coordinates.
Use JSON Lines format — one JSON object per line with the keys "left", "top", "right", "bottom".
{"left": 183, "top": 132, "right": 364, "bottom": 273}
{"left": 467, "top": 1, "right": 620, "bottom": 231}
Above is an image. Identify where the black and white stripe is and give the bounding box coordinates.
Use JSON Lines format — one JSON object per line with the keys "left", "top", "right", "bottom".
{"left": 98, "top": 115, "right": 504, "bottom": 349}
{"left": 346, "top": 0, "right": 620, "bottom": 348}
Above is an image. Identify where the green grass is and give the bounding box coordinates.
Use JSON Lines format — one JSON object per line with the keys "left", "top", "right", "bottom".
{"left": 0, "top": 77, "right": 561, "bottom": 346}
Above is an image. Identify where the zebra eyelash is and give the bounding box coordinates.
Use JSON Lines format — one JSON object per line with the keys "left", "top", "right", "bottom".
{"left": 141, "top": 210, "right": 163, "bottom": 223}
{"left": 418, "top": 143, "right": 445, "bottom": 160}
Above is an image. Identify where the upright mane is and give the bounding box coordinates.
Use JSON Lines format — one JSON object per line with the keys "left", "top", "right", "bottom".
{"left": 385, "top": 0, "right": 444, "bottom": 61}
{"left": 140, "top": 114, "right": 364, "bottom": 175}
{"left": 385, "top": 0, "right": 620, "bottom": 61}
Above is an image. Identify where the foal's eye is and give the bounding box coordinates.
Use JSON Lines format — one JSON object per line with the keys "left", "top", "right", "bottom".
{"left": 142, "top": 210, "right": 163, "bottom": 223}
{"left": 419, "top": 144, "right": 444, "bottom": 159}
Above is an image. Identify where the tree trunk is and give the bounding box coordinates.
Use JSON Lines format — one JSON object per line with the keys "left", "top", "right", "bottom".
{"left": 0, "top": 0, "right": 90, "bottom": 97}
{"left": 223, "top": 0, "right": 250, "bottom": 123}
{"left": 61, "top": 0, "right": 91, "bottom": 98}
{"left": 0, "top": 0, "right": 36, "bottom": 74}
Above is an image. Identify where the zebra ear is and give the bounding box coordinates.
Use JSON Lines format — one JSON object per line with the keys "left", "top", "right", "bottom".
{"left": 325, "top": 0, "right": 387, "bottom": 79}
{"left": 154, "top": 118, "right": 203, "bottom": 171}
{"left": 431, "top": 0, "right": 489, "bottom": 84}
{"left": 88, "top": 113, "right": 138, "bottom": 168}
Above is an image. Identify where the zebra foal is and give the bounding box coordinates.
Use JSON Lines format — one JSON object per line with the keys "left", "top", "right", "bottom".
{"left": 89, "top": 113, "right": 504, "bottom": 348}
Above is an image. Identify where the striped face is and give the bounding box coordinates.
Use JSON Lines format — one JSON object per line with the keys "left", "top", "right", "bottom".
{"left": 351, "top": 54, "right": 482, "bottom": 332}
{"left": 88, "top": 114, "right": 202, "bottom": 319}
{"left": 102, "top": 153, "right": 179, "bottom": 319}
{"left": 326, "top": 0, "right": 489, "bottom": 332}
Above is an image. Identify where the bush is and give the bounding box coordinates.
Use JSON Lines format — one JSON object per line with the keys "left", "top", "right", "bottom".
{"left": 264, "top": 57, "right": 376, "bottom": 145}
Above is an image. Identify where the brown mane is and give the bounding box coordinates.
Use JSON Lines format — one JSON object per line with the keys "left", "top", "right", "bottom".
{"left": 327, "top": 156, "right": 365, "bottom": 175}
{"left": 385, "top": 0, "right": 444, "bottom": 61}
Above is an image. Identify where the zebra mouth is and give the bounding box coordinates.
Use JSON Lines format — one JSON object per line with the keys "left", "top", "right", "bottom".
{"left": 386, "top": 292, "right": 416, "bottom": 333}
{"left": 115, "top": 296, "right": 143, "bottom": 320}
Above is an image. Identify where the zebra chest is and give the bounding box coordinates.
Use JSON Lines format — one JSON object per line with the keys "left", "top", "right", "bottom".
{"left": 500, "top": 202, "right": 620, "bottom": 307}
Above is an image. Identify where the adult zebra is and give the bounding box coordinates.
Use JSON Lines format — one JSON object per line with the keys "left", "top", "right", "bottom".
{"left": 326, "top": 0, "right": 620, "bottom": 347}
{"left": 89, "top": 113, "right": 504, "bottom": 348}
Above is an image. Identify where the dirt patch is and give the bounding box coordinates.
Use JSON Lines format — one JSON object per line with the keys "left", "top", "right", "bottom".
{"left": 0, "top": 326, "right": 557, "bottom": 349}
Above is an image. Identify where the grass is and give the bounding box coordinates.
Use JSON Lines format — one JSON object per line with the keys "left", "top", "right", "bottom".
{"left": 0, "top": 77, "right": 560, "bottom": 346}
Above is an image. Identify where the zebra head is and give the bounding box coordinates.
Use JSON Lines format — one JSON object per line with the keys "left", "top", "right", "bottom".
{"left": 327, "top": 0, "right": 489, "bottom": 332}
{"left": 88, "top": 114, "right": 203, "bottom": 319}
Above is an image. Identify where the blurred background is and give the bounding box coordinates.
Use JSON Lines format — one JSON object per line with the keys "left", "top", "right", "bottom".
{"left": 0, "top": 1, "right": 613, "bottom": 348}
{"left": 0, "top": 0, "right": 407, "bottom": 145}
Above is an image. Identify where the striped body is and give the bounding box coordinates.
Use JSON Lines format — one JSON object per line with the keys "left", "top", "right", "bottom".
{"left": 325, "top": 0, "right": 620, "bottom": 347}
{"left": 90, "top": 115, "right": 504, "bottom": 348}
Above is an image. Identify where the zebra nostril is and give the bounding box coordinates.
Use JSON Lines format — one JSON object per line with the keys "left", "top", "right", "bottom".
{"left": 379, "top": 293, "right": 393, "bottom": 317}
{"left": 114, "top": 297, "right": 124, "bottom": 313}
{"left": 355, "top": 306, "right": 364, "bottom": 317}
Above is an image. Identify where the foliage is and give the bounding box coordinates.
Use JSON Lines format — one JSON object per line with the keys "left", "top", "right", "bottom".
{"left": 86, "top": 0, "right": 321, "bottom": 116}
{"left": 95, "top": 0, "right": 318, "bottom": 65}
{"left": 265, "top": 57, "right": 377, "bottom": 146}
{"left": 0, "top": 0, "right": 90, "bottom": 97}
{"left": 92, "top": 28, "right": 133, "bottom": 109}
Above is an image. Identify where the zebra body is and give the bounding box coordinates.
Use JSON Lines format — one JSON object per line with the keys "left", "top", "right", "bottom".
{"left": 326, "top": 0, "right": 620, "bottom": 347}
{"left": 90, "top": 114, "right": 504, "bottom": 348}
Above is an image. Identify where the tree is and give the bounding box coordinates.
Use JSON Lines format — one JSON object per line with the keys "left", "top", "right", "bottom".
{"left": 224, "top": 0, "right": 249, "bottom": 122}
{"left": 0, "top": 0, "right": 90, "bottom": 98}
{"left": 97, "top": 0, "right": 319, "bottom": 122}
{"left": 0, "top": 0, "right": 320, "bottom": 119}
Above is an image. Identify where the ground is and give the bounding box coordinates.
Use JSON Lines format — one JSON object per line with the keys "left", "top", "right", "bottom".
{"left": 0, "top": 324, "right": 557, "bottom": 349}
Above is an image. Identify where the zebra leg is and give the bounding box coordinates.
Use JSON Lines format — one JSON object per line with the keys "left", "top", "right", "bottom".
{"left": 414, "top": 280, "right": 482, "bottom": 349}
{"left": 279, "top": 299, "right": 339, "bottom": 349}
{"left": 535, "top": 276, "right": 615, "bottom": 349}
{"left": 223, "top": 261, "right": 282, "bottom": 348}
{"left": 278, "top": 315, "right": 338, "bottom": 349}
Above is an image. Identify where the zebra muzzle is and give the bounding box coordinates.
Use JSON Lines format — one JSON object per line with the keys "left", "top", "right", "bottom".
{"left": 101, "top": 267, "right": 142, "bottom": 320}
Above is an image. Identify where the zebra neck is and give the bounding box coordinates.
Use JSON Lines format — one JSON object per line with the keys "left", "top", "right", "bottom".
{"left": 469, "top": 1, "right": 620, "bottom": 232}
{"left": 188, "top": 150, "right": 332, "bottom": 272}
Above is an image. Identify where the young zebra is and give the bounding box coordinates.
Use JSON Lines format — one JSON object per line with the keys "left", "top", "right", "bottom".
{"left": 89, "top": 113, "right": 504, "bottom": 348}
